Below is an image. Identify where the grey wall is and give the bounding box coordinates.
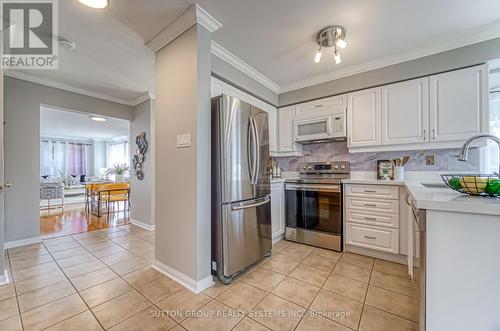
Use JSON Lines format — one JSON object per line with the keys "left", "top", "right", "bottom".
{"left": 130, "top": 100, "right": 153, "bottom": 226}
{"left": 155, "top": 25, "right": 212, "bottom": 282}
{"left": 212, "top": 55, "right": 279, "bottom": 106}
{"left": 280, "top": 37, "right": 500, "bottom": 106}
{"left": 3, "top": 77, "right": 133, "bottom": 242}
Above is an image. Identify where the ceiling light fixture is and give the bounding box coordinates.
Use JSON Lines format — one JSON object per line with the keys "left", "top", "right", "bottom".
{"left": 78, "top": 0, "right": 108, "bottom": 9}
{"left": 314, "top": 25, "right": 347, "bottom": 64}
{"left": 90, "top": 116, "right": 107, "bottom": 122}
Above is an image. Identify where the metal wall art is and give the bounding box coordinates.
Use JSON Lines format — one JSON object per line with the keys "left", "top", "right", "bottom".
{"left": 132, "top": 132, "right": 148, "bottom": 180}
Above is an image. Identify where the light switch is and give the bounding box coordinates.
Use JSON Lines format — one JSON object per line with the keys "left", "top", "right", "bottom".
{"left": 176, "top": 133, "right": 191, "bottom": 148}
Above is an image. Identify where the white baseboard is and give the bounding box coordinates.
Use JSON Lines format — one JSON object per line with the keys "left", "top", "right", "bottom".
{"left": 130, "top": 219, "right": 155, "bottom": 231}
{"left": 345, "top": 244, "right": 408, "bottom": 265}
{"left": 4, "top": 236, "right": 42, "bottom": 249}
{"left": 0, "top": 270, "right": 10, "bottom": 286}
{"left": 272, "top": 233, "right": 285, "bottom": 245}
{"left": 153, "top": 259, "right": 214, "bottom": 294}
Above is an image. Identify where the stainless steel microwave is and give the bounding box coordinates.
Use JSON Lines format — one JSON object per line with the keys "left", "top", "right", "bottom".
{"left": 294, "top": 111, "right": 346, "bottom": 143}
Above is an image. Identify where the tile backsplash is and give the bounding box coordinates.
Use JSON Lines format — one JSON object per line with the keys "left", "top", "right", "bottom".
{"left": 274, "top": 141, "right": 480, "bottom": 172}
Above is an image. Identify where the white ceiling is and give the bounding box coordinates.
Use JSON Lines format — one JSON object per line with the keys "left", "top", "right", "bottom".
{"left": 40, "top": 105, "right": 130, "bottom": 140}
{"left": 6, "top": 0, "right": 500, "bottom": 101}
{"left": 6, "top": 0, "right": 157, "bottom": 104}
{"left": 198, "top": 0, "right": 500, "bottom": 89}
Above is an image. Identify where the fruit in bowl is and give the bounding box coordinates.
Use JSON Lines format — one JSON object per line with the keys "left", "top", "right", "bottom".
{"left": 447, "top": 177, "right": 462, "bottom": 190}
{"left": 485, "top": 179, "right": 500, "bottom": 195}
{"left": 459, "top": 176, "right": 488, "bottom": 194}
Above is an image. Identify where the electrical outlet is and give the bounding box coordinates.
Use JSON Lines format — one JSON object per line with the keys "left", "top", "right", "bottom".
{"left": 426, "top": 155, "right": 435, "bottom": 165}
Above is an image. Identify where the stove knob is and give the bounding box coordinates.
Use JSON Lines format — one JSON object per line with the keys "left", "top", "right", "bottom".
{"left": 334, "top": 165, "right": 339, "bottom": 170}
{"left": 302, "top": 166, "right": 307, "bottom": 170}
{"left": 341, "top": 165, "right": 345, "bottom": 169}
{"left": 308, "top": 166, "right": 312, "bottom": 170}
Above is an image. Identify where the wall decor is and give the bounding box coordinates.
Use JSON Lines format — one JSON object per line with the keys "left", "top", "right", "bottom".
{"left": 377, "top": 160, "right": 393, "bottom": 180}
{"left": 132, "top": 132, "right": 148, "bottom": 180}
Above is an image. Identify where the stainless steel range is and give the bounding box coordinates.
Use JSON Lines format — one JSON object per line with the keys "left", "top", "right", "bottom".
{"left": 285, "top": 161, "right": 350, "bottom": 251}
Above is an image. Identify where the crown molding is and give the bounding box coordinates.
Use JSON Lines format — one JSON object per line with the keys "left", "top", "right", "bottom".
{"left": 4, "top": 70, "right": 152, "bottom": 107}
{"left": 130, "top": 91, "right": 155, "bottom": 107}
{"left": 280, "top": 23, "right": 500, "bottom": 93}
{"left": 211, "top": 41, "right": 280, "bottom": 94}
{"left": 146, "top": 4, "right": 222, "bottom": 53}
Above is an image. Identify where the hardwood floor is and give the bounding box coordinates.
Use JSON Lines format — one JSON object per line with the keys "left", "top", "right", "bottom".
{"left": 40, "top": 203, "right": 130, "bottom": 239}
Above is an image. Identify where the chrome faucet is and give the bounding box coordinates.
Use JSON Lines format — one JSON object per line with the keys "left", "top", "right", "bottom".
{"left": 458, "top": 134, "right": 500, "bottom": 175}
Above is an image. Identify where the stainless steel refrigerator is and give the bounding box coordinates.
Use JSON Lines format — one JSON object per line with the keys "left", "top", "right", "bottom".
{"left": 211, "top": 94, "right": 272, "bottom": 284}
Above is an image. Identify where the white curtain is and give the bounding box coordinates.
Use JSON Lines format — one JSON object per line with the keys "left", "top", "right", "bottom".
{"left": 40, "top": 139, "right": 89, "bottom": 177}
{"left": 107, "top": 141, "right": 129, "bottom": 168}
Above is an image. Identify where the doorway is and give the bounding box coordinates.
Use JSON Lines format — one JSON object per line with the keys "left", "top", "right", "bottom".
{"left": 39, "top": 105, "right": 131, "bottom": 239}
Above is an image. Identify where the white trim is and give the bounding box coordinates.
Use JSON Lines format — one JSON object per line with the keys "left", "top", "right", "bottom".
{"left": 280, "top": 22, "right": 500, "bottom": 93}
{"left": 272, "top": 233, "right": 285, "bottom": 245}
{"left": 153, "top": 259, "right": 214, "bottom": 294}
{"left": 146, "top": 4, "right": 222, "bottom": 53}
{"left": 346, "top": 244, "right": 408, "bottom": 265}
{"left": 4, "top": 236, "right": 42, "bottom": 249}
{"left": 211, "top": 41, "right": 280, "bottom": 94}
{"left": 195, "top": 5, "right": 223, "bottom": 33}
{"left": 4, "top": 70, "right": 151, "bottom": 107}
{"left": 130, "top": 92, "right": 155, "bottom": 107}
{"left": 129, "top": 219, "right": 155, "bottom": 231}
{"left": 0, "top": 271, "right": 10, "bottom": 286}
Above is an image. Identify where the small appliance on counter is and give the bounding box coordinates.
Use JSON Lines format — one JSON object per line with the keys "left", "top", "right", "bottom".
{"left": 211, "top": 95, "right": 272, "bottom": 284}
{"left": 285, "top": 161, "right": 350, "bottom": 251}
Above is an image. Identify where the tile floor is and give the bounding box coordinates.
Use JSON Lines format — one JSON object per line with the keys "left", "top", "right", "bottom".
{"left": 0, "top": 225, "right": 419, "bottom": 330}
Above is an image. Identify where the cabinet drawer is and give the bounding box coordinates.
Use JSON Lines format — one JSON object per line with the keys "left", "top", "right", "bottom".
{"left": 346, "top": 197, "right": 399, "bottom": 214}
{"left": 346, "top": 222, "right": 399, "bottom": 253}
{"left": 345, "top": 209, "right": 399, "bottom": 229}
{"left": 345, "top": 184, "right": 399, "bottom": 199}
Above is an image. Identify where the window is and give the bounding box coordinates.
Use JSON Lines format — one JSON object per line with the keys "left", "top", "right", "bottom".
{"left": 107, "top": 140, "right": 129, "bottom": 168}
{"left": 485, "top": 91, "right": 500, "bottom": 174}
{"left": 40, "top": 140, "right": 90, "bottom": 177}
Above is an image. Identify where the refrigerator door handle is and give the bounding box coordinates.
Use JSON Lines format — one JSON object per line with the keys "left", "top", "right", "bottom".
{"left": 231, "top": 196, "right": 270, "bottom": 211}
{"left": 251, "top": 116, "right": 260, "bottom": 185}
{"left": 247, "top": 118, "right": 254, "bottom": 184}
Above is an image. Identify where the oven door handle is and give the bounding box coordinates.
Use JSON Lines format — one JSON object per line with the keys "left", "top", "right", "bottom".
{"left": 285, "top": 184, "right": 303, "bottom": 191}
{"left": 300, "top": 185, "right": 340, "bottom": 192}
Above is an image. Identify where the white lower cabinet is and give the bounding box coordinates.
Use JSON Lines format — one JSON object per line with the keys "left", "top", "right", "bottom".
{"left": 345, "top": 183, "right": 402, "bottom": 255}
{"left": 271, "top": 181, "right": 285, "bottom": 243}
{"left": 346, "top": 223, "right": 399, "bottom": 254}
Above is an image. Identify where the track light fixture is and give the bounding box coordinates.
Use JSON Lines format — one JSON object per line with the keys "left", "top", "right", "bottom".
{"left": 314, "top": 25, "right": 347, "bottom": 64}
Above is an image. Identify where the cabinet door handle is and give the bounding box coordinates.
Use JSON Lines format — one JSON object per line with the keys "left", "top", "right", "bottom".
{"left": 364, "top": 235, "right": 377, "bottom": 240}
{"left": 423, "top": 130, "right": 426, "bottom": 140}
{"left": 364, "top": 204, "right": 377, "bottom": 207}
{"left": 364, "top": 217, "right": 377, "bottom": 221}
{"left": 364, "top": 190, "right": 376, "bottom": 193}
{"left": 432, "top": 129, "right": 436, "bottom": 140}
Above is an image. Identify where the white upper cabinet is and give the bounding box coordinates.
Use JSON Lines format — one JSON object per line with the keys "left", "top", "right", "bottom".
{"left": 347, "top": 87, "right": 381, "bottom": 148}
{"left": 262, "top": 103, "right": 278, "bottom": 154}
{"left": 429, "top": 64, "right": 489, "bottom": 142}
{"left": 296, "top": 95, "right": 346, "bottom": 117}
{"left": 278, "top": 105, "right": 302, "bottom": 154}
{"left": 211, "top": 79, "right": 223, "bottom": 98}
{"left": 381, "top": 78, "right": 429, "bottom": 145}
